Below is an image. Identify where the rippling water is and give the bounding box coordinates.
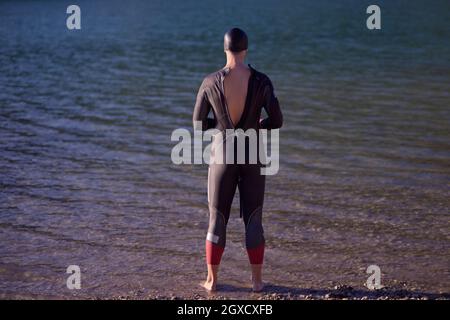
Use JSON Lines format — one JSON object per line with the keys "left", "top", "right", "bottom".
{"left": 0, "top": 0, "right": 449, "bottom": 298}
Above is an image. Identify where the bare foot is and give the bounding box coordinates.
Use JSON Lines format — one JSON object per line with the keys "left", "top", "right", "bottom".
{"left": 252, "top": 281, "right": 264, "bottom": 292}
{"left": 201, "top": 280, "right": 217, "bottom": 292}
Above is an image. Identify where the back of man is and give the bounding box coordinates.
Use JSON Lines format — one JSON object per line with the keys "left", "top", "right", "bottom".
{"left": 223, "top": 65, "right": 251, "bottom": 127}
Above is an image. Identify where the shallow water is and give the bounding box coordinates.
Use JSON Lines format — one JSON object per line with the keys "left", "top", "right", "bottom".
{"left": 0, "top": 0, "right": 449, "bottom": 299}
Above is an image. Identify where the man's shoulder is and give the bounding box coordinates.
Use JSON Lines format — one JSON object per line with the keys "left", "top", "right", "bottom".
{"left": 250, "top": 66, "right": 272, "bottom": 86}
{"left": 200, "top": 70, "right": 221, "bottom": 88}
{"left": 199, "top": 66, "right": 272, "bottom": 88}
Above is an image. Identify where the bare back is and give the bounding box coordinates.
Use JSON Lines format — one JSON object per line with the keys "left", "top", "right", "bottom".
{"left": 223, "top": 66, "right": 251, "bottom": 127}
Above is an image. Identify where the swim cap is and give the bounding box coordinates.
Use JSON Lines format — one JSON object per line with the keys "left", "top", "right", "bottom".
{"left": 224, "top": 28, "right": 248, "bottom": 52}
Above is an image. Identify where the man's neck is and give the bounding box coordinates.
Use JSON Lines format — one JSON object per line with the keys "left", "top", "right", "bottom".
{"left": 225, "top": 54, "right": 246, "bottom": 69}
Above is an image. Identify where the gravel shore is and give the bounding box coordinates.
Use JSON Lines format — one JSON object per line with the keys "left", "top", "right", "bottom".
{"left": 109, "top": 284, "right": 450, "bottom": 300}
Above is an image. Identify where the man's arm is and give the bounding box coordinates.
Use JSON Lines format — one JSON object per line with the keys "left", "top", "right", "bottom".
{"left": 260, "top": 78, "right": 283, "bottom": 129}
{"left": 192, "top": 79, "right": 216, "bottom": 131}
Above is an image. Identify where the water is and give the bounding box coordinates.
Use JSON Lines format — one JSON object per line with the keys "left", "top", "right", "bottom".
{"left": 0, "top": 0, "right": 449, "bottom": 298}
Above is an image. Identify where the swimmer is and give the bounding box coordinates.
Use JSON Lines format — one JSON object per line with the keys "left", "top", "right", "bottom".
{"left": 193, "top": 27, "right": 283, "bottom": 292}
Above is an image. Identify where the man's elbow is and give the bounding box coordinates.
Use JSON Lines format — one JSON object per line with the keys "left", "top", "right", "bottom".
{"left": 272, "top": 114, "right": 283, "bottom": 129}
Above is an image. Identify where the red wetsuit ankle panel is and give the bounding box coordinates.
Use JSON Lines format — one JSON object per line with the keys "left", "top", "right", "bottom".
{"left": 246, "top": 243, "right": 264, "bottom": 265}
{"left": 206, "top": 240, "right": 224, "bottom": 265}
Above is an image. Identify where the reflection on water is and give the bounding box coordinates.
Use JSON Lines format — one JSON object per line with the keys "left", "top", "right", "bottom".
{"left": 0, "top": 0, "right": 449, "bottom": 298}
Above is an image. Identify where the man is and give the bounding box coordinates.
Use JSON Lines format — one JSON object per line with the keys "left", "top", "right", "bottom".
{"left": 193, "top": 27, "right": 283, "bottom": 292}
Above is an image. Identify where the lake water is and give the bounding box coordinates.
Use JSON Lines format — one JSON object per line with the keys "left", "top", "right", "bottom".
{"left": 0, "top": 0, "right": 449, "bottom": 299}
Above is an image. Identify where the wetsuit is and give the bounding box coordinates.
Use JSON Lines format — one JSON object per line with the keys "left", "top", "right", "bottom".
{"left": 193, "top": 64, "right": 283, "bottom": 265}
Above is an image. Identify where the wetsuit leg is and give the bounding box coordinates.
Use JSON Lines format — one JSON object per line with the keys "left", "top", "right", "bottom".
{"left": 238, "top": 164, "right": 266, "bottom": 264}
{"left": 206, "top": 163, "right": 238, "bottom": 265}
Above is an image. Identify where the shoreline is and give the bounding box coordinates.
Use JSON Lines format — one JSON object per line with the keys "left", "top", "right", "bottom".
{"left": 110, "top": 285, "right": 450, "bottom": 300}
{"left": 3, "top": 284, "right": 448, "bottom": 300}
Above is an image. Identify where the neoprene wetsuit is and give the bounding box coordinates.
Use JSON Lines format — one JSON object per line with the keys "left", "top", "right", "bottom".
{"left": 193, "top": 64, "right": 283, "bottom": 265}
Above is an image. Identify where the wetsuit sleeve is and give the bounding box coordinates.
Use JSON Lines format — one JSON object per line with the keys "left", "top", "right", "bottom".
{"left": 193, "top": 79, "right": 216, "bottom": 131}
{"left": 260, "top": 79, "right": 283, "bottom": 129}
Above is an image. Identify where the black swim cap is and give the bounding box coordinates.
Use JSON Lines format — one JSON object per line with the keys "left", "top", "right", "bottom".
{"left": 224, "top": 28, "right": 248, "bottom": 52}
